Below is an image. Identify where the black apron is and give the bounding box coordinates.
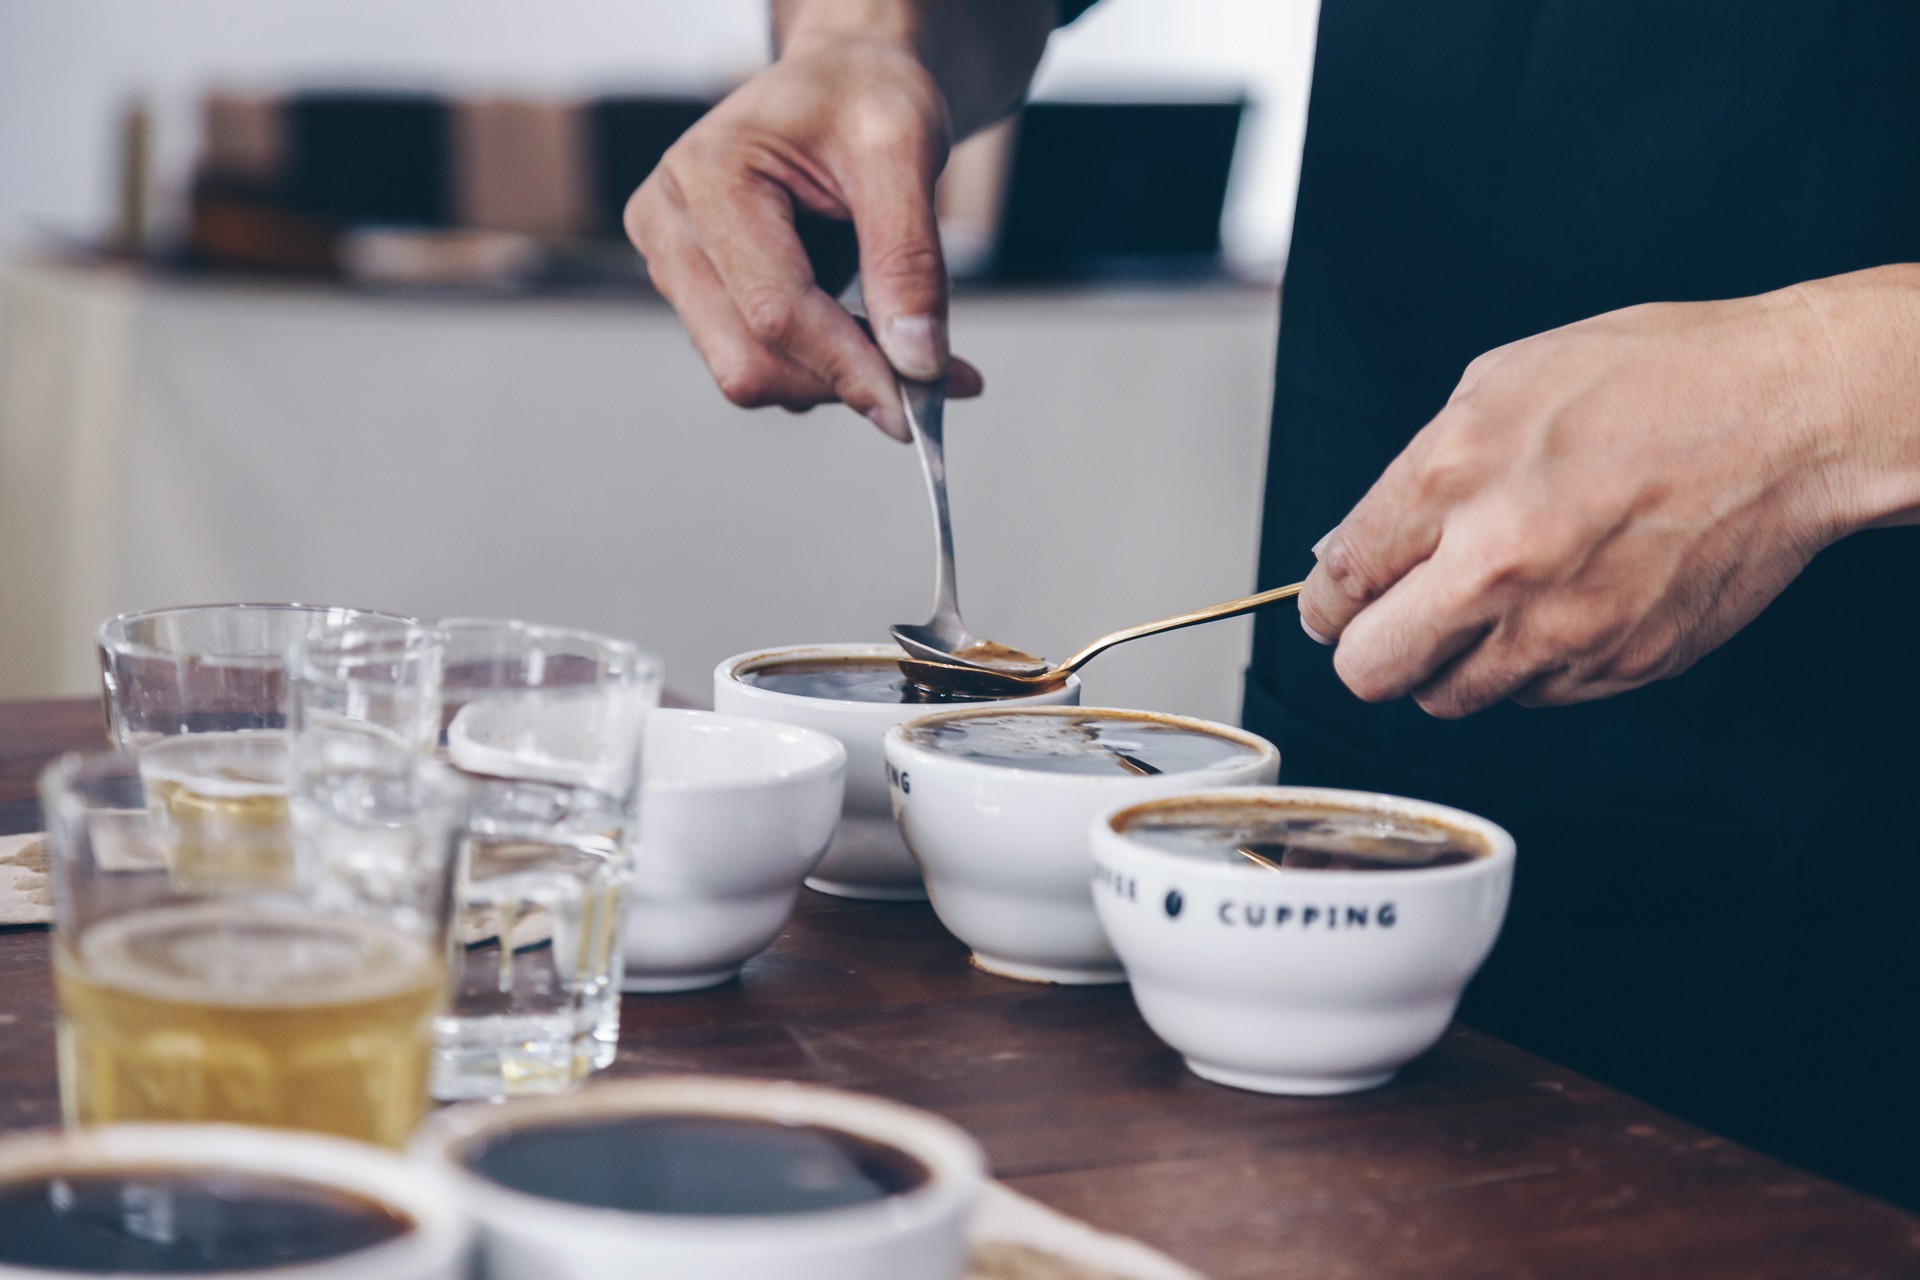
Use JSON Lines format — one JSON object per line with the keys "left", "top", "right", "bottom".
{"left": 1246, "top": 0, "right": 1920, "bottom": 1205}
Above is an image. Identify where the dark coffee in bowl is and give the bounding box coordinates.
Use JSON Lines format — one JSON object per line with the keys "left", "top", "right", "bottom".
{"left": 465, "top": 1114, "right": 929, "bottom": 1216}
{"left": 900, "top": 710, "right": 1262, "bottom": 777}
{"left": 0, "top": 1168, "right": 412, "bottom": 1273}
{"left": 1121, "top": 801, "right": 1485, "bottom": 871}
{"left": 739, "top": 657, "right": 972, "bottom": 705}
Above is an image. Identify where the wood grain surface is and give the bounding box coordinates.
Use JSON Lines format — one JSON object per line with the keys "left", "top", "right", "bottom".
{"left": 3, "top": 697, "right": 1917, "bottom": 1278}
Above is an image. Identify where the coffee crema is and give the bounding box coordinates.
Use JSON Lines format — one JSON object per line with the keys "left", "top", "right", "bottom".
{"left": 464, "top": 1114, "right": 929, "bottom": 1217}
{"left": 0, "top": 1169, "right": 412, "bottom": 1273}
{"left": 738, "top": 657, "right": 974, "bottom": 705}
{"left": 900, "top": 711, "right": 1261, "bottom": 778}
{"left": 1120, "top": 802, "right": 1485, "bottom": 871}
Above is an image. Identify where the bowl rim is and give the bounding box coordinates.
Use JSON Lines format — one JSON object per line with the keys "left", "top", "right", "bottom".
{"left": 95, "top": 603, "right": 415, "bottom": 667}
{"left": 884, "top": 705, "right": 1278, "bottom": 785}
{"left": 412, "top": 1076, "right": 984, "bottom": 1245}
{"left": 0, "top": 1123, "right": 468, "bottom": 1280}
{"left": 643, "top": 708, "right": 847, "bottom": 794}
{"left": 713, "top": 643, "right": 1080, "bottom": 713}
{"left": 1093, "top": 785, "right": 1516, "bottom": 886}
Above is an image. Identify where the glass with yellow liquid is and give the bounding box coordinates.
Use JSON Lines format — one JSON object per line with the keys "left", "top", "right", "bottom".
{"left": 41, "top": 746, "right": 465, "bottom": 1148}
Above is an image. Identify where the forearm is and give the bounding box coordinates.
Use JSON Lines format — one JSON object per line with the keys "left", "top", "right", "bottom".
{"left": 773, "top": 0, "right": 1055, "bottom": 138}
{"left": 1783, "top": 264, "right": 1920, "bottom": 534}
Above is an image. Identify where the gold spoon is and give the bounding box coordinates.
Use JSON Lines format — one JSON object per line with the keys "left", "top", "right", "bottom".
{"left": 1235, "top": 844, "right": 1288, "bottom": 872}
{"left": 897, "top": 581, "right": 1306, "bottom": 699}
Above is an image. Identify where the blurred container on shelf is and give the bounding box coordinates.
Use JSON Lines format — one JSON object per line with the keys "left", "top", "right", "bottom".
{"left": 989, "top": 96, "right": 1246, "bottom": 283}
{"left": 171, "top": 83, "right": 1245, "bottom": 290}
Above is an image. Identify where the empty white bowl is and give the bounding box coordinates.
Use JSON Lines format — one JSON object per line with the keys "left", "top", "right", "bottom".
{"left": 624, "top": 710, "right": 846, "bottom": 992}
{"left": 713, "top": 645, "right": 1079, "bottom": 901}
{"left": 1090, "top": 786, "right": 1515, "bottom": 1095}
{"left": 885, "top": 707, "right": 1278, "bottom": 985}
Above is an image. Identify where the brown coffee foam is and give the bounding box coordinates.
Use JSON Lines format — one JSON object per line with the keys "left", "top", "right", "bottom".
{"left": 900, "top": 706, "right": 1270, "bottom": 754}
{"left": 1108, "top": 794, "right": 1492, "bottom": 859}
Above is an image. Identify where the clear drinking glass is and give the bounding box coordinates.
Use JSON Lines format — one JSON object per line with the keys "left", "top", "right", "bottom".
{"left": 290, "top": 620, "right": 448, "bottom": 755}
{"left": 431, "top": 619, "right": 660, "bottom": 1100}
{"left": 97, "top": 603, "right": 414, "bottom": 745}
{"left": 42, "top": 744, "right": 465, "bottom": 1149}
{"left": 98, "top": 605, "right": 427, "bottom": 889}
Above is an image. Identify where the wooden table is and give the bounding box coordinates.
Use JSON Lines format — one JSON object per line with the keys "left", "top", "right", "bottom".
{"left": 4, "top": 697, "right": 1917, "bottom": 1279}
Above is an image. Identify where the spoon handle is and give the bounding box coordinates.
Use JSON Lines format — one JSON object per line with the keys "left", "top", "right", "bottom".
{"left": 1058, "top": 581, "right": 1306, "bottom": 675}
{"left": 899, "top": 375, "right": 963, "bottom": 628}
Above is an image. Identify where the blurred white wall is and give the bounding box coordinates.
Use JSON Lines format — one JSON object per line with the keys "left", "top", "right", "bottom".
{"left": 0, "top": 0, "right": 1318, "bottom": 269}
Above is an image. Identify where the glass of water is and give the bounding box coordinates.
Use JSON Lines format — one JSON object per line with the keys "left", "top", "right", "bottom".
{"left": 432, "top": 619, "right": 660, "bottom": 1100}
{"left": 290, "top": 620, "right": 448, "bottom": 755}
{"left": 97, "top": 603, "right": 413, "bottom": 745}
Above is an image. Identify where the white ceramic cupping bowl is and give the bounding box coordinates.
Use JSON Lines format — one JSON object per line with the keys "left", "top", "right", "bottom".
{"left": 714, "top": 645, "right": 1080, "bottom": 901}
{"left": 885, "top": 707, "right": 1279, "bottom": 985}
{"left": 414, "top": 1076, "right": 985, "bottom": 1280}
{"left": 0, "top": 1124, "right": 470, "bottom": 1280}
{"left": 1090, "top": 786, "right": 1515, "bottom": 1096}
{"left": 624, "top": 709, "right": 847, "bottom": 992}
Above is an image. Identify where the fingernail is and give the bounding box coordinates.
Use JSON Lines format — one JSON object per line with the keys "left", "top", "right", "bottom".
{"left": 1311, "top": 529, "right": 1337, "bottom": 558}
{"left": 1301, "top": 615, "right": 1336, "bottom": 646}
{"left": 866, "top": 405, "right": 911, "bottom": 442}
{"left": 882, "top": 315, "right": 947, "bottom": 382}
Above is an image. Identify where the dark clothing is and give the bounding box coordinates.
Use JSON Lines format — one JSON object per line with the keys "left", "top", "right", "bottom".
{"left": 1245, "top": 2, "right": 1920, "bottom": 1205}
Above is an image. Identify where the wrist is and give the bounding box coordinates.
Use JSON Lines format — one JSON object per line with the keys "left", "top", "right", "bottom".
{"left": 777, "top": 0, "right": 920, "bottom": 60}
{"left": 1780, "top": 265, "right": 1920, "bottom": 536}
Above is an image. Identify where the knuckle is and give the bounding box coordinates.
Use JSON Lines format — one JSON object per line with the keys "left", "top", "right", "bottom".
{"left": 736, "top": 283, "right": 803, "bottom": 348}
{"left": 713, "top": 356, "right": 778, "bottom": 408}
{"left": 621, "top": 183, "right": 662, "bottom": 251}
{"left": 1457, "top": 523, "right": 1540, "bottom": 597}
{"left": 1454, "top": 341, "right": 1517, "bottom": 394}
{"left": 1510, "top": 685, "right": 1556, "bottom": 710}
{"left": 1414, "top": 685, "right": 1470, "bottom": 720}
{"left": 1408, "top": 432, "right": 1476, "bottom": 501}
{"left": 1317, "top": 537, "right": 1388, "bottom": 604}
{"left": 864, "top": 236, "right": 944, "bottom": 288}
{"left": 850, "top": 95, "right": 938, "bottom": 160}
{"left": 639, "top": 252, "right": 677, "bottom": 298}
{"left": 1609, "top": 635, "right": 1675, "bottom": 687}
{"left": 1332, "top": 645, "right": 1394, "bottom": 704}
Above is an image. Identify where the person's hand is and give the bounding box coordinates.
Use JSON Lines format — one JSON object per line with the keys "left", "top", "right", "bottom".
{"left": 623, "top": 37, "right": 984, "bottom": 441}
{"left": 1295, "top": 279, "right": 1917, "bottom": 718}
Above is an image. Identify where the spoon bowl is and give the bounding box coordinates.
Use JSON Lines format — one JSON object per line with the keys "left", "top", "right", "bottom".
{"left": 893, "top": 624, "right": 1051, "bottom": 678}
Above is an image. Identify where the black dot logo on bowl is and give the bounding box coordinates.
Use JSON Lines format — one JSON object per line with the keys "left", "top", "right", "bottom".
{"left": 1164, "top": 889, "right": 1184, "bottom": 919}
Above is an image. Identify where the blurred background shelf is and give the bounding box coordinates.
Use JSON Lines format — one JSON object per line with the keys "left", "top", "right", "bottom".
{"left": 0, "top": 0, "right": 1318, "bottom": 725}
{"left": 0, "top": 260, "right": 1279, "bottom": 722}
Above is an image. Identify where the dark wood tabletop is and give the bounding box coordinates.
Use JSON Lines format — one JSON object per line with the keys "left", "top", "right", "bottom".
{"left": 3, "top": 697, "right": 1917, "bottom": 1279}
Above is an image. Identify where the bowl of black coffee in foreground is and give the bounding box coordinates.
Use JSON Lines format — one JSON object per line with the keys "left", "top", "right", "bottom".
{"left": 414, "top": 1076, "right": 985, "bottom": 1280}
{"left": 1090, "top": 786, "right": 1515, "bottom": 1096}
{"left": 0, "top": 1124, "right": 468, "bottom": 1280}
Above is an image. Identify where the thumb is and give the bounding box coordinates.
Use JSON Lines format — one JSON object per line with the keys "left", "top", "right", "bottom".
{"left": 847, "top": 157, "right": 950, "bottom": 382}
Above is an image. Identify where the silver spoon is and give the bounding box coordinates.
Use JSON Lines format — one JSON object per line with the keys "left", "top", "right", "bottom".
{"left": 885, "top": 358, "right": 1048, "bottom": 678}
